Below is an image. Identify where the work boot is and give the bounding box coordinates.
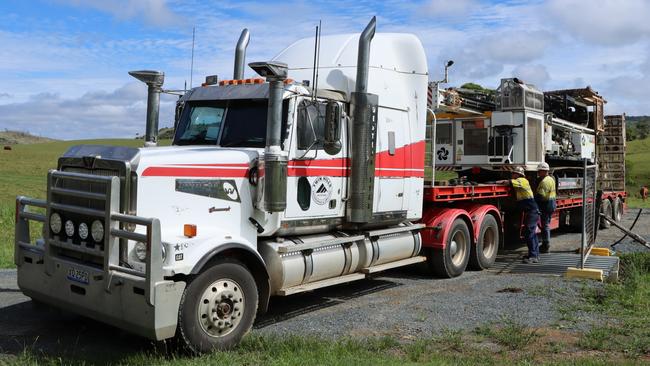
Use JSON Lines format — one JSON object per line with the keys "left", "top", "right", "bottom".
{"left": 522, "top": 256, "right": 540, "bottom": 264}
{"left": 540, "top": 243, "right": 550, "bottom": 254}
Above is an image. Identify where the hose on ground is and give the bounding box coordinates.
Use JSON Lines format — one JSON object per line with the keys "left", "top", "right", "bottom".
{"left": 610, "top": 208, "right": 643, "bottom": 248}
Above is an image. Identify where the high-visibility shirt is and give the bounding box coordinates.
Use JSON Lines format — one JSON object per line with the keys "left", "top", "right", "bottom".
{"left": 511, "top": 177, "right": 534, "bottom": 201}
{"left": 537, "top": 175, "right": 556, "bottom": 201}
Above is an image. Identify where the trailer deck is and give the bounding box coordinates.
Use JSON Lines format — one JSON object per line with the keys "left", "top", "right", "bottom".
{"left": 424, "top": 184, "right": 510, "bottom": 202}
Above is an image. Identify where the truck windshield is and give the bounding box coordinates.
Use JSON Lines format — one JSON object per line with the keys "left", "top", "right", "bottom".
{"left": 174, "top": 99, "right": 288, "bottom": 147}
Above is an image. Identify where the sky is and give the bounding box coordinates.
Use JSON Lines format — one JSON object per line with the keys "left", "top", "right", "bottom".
{"left": 1, "top": 0, "right": 649, "bottom": 140}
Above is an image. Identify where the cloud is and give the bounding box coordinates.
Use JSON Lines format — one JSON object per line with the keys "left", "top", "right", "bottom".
{"left": 436, "top": 30, "right": 555, "bottom": 82}
{"left": 546, "top": 0, "right": 650, "bottom": 45}
{"left": 480, "top": 31, "right": 555, "bottom": 63}
{"left": 0, "top": 92, "right": 11, "bottom": 98}
{"left": 511, "top": 64, "right": 551, "bottom": 88}
{"left": 421, "top": 0, "right": 479, "bottom": 18}
{"left": 0, "top": 83, "right": 176, "bottom": 140}
{"left": 59, "top": 0, "right": 181, "bottom": 27}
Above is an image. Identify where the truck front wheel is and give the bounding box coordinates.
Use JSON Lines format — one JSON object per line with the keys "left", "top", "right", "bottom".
{"left": 427, "top": 218, "right": 471, "bottom": 278}
{"left": 177, "top": 259, "right": 258, "bottom": 354}
{"left": 469, "top": 214, "right": 499, "bottom": 270}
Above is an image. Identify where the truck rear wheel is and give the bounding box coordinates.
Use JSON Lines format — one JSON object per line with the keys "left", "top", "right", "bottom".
{"left": 468, "top": 214, "right": 499, "bottom": 270}
{"left": 177, "top": 259, "right": 258, "bottom": 354}
{"left": 427, "top": 218, "right": 471, "bottom": 278}
{"left": 599, "top": 199, "right": 611, "bottom": 229}
{"left": 612, "top": 197, "right": 623, "bottom": 222}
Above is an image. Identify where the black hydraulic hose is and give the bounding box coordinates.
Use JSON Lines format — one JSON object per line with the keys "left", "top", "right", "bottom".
{"left": 610, "top": 208, "right": 643, "bottom": 248}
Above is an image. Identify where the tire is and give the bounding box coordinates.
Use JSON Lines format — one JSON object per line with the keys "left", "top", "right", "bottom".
{"left": 612, "top": 197, "right": 623, "bottom": 222}
{"left": 177, "top": 259, "right": 258, "bottom": 354}
{"left": 599, "top": 199, "right": 611, "bottom": 229}
{"left": 468, "top": 214, "right": 499, "bottom": 270}
{"left": 427, "top": 218, "right": 471, "bottom": 278}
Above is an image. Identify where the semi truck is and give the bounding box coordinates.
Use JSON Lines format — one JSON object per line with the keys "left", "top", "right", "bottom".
{"left": 14, "top": 17, "right": 626, "bottom": 353}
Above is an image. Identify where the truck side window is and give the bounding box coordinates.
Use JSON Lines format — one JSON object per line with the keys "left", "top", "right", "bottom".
{"left": 297, "top": 177, "right": 311, "bottom": 210}
{"left": 297, "top": 100, "right": 326, "bottom": 150}
{"left": 436, "top": 124, "right": 452, "bottom": 145}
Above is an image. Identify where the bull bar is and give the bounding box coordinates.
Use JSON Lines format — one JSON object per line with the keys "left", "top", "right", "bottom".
{"left": 14, "top": 170, "right": 185, "bottom": 340}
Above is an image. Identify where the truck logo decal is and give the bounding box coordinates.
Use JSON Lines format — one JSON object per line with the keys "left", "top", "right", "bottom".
{"left": 311, "top": 176, "right": 333, "bottom": 205}
{"left": 175, "top": 179, "right": 241, "bottom": 202}
{"left": 223, "top": 182, "right": 239, "bottom": 200}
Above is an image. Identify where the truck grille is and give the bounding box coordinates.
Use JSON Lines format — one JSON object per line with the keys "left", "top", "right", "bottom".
{"left": 47, "top": 159, "right": 132, "bottom": 269}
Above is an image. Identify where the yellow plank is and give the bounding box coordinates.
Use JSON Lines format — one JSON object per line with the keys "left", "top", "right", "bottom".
{"left": 590, "top": 247, "right": 611, "bottom": 256}
{"left": 565, "top": 267, "right": 603, "bottom": 281}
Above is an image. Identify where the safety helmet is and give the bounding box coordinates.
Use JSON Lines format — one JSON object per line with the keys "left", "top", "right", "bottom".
{"left": 537, "top": 162, "right": 550, "bottom": 171}
{"left": 513, "top": 166, "right": 526, "bottom": 176}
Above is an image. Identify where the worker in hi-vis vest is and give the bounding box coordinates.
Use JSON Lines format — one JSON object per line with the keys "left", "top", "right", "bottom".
{"left": 498, "top": 167, "right": 541, "bottom": 264}
{"left": 535, "top": 162, "right": 556, "bottom": 253}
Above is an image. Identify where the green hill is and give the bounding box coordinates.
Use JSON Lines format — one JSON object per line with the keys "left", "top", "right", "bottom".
{"left": 0, "top": 130, "right": 57, "bottom": 145}
{"left": 625, "top": 137, "right": 650, "bottom": 207}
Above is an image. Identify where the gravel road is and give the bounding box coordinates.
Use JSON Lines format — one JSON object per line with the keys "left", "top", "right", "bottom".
{"left": 1, "top": 209, "right": 648, "bottom": 362}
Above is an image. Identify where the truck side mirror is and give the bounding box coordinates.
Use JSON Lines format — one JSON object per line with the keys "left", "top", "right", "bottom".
{"left": 324, "top": 101, "right": 342, "bottom": 155}
{"left": 174, "top": 98, "right": 183, "bottom": 131}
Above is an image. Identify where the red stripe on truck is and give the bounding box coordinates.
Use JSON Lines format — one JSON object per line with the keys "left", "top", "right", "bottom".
{"left": 141, "top": 141, "right": 426, "bottom": 178}
{"left": 141, "top": 166, "right": 249, "bottom": 178}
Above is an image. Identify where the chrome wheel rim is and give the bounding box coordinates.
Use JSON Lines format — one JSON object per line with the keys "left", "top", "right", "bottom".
{"left": 197, "top": 279, "right": 244, "bottom": 338}
{"left": 482, "top": 226, "right": 497, "bottom": 259}
{"left": 450, "top": 230, "right": 467, "bottom": 267}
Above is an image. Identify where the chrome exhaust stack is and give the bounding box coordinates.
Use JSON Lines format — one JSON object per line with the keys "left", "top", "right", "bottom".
{"left": 347, "top": 16, "right": 378, "bottom": 224}
{"left": 234, "top": 29, "right": 250, "bottom": 79}
{"left": 128, "top": 70, "right": 165, "bottom": 147}
{"left": 249, "top": 61, "right": 289, "bottom": 212}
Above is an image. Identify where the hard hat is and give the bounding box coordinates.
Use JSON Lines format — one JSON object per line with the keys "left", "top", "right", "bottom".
{"left": 513, "top": 166, "right": 526, "bottom": 176}
{"left": 537, "top": 162, "right": 550, "bottom": 171}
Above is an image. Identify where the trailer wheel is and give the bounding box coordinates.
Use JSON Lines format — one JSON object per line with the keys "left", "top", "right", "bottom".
{"left": 177, "top": 259, "right": 258, "bottom": 354}
{"left": 612, "top": 197, "right": 623, "bottom": 222}
{"left": 469, "top": 214, "right": 499, "bottom": 270}
{"left": 599, "top": 199, "right": 611, "bottom": 229}
{"left": 427, "top": 218, "right": 471, "bottom": 278}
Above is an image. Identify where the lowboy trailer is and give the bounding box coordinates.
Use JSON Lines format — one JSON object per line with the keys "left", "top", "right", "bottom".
{"left": 14, "top": 17, "right": 625, "bottom": 353}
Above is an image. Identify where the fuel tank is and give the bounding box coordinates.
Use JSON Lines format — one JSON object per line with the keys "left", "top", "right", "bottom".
{"left": 259, "top": 228, "right": 421, "bottom": 294}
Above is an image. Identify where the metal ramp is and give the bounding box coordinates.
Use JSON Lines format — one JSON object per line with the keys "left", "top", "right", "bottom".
{"left": 490, "top": 252, "right": 619, "bottom": 281}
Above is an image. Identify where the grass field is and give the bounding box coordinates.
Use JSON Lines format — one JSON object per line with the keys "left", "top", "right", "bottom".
{"left": 0, "top": 139, "right": 169, "bottom": 268}
{"left": 625, "top": 137, "right": 650, "bottom": 207}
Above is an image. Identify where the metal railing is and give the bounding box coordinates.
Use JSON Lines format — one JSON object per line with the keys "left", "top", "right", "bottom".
{"left": 580, "top": 159, "right": 598, "bottom": 269}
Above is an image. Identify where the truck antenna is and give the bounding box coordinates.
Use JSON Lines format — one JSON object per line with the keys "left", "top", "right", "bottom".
{"left": 311, "top": 21, "right": 322, "bottom": 99}
{"left": 315, "top": 20, "right": 322, "bottom": 98}
{"left": 189, "top": 27, "right": 196, "bottom": 88}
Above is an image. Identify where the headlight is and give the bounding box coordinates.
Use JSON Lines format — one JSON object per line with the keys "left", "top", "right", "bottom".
{"left": 50, "top": 213, "right": 62, "bottom": 234}
{"left": 91, "top": 220, "right": 104, "bottom": 242}
{"left": 134, "top": 242, "right": 147, "bottom": 261}
{"left": 78, "top": 222, "right": 89, "bottom": 240}
{"left": 64, "top": 220, "right": 75, "bottom": 237}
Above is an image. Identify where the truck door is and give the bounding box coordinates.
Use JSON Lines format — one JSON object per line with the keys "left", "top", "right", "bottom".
{"left": 285, "top": 98, "right": 347, "bottom": 219}
{"left": 374, "top": 107, "right": 409, "bottom": 212}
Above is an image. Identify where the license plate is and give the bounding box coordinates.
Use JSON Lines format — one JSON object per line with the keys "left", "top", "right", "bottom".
{"left": 67, "top": 267, "right": 89, "bottom": 285}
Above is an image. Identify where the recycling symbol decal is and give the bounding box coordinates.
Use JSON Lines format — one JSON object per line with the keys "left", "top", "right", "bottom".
{"left": 437, "top": 147, "right": 449, "bottom": 161}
